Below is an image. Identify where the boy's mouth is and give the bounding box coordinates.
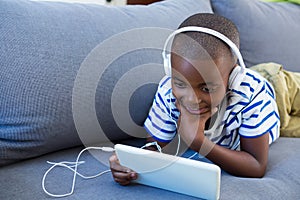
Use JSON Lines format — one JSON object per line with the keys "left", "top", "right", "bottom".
{"left": 184, "top": 105, "right": 209, "bottom": 115}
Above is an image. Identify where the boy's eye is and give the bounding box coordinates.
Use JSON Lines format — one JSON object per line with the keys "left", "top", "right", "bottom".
{"left": 201, "top": 87, "right": 217, "bottom": 93}
{"left": 174, "top": 82, "right": 186, "bottom": 88}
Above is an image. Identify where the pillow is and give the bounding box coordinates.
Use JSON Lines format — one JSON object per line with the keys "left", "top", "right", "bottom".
{"left": 263, "top": 0, "right": 300, "bottom": 5}
{"left": 211, "top": 0, "right": 300, "bottom": 72}
{"left": 0, "top": 0, "right": 212, "bottom": 166}
{"left": 250, "top": 63, "right": 300, "bottom": 137}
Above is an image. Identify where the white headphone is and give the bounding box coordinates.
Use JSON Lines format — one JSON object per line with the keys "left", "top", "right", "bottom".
{"left": 162, "top": 26, "right": 246, "bottom": 89}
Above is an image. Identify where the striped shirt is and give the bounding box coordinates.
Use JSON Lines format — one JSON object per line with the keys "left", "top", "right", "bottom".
{"left": 144, "top": 66, "right": 280, "bottom": 150}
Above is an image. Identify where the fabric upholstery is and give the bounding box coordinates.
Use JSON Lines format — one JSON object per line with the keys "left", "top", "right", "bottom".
{"left": 211, "top": 0, "right": 300, "bottom": 72}
{"left": 0, "top": 138, "right": 299, "bottom": 199}
{"left": 0, "top": 0, "right": 213, "bottom": 166}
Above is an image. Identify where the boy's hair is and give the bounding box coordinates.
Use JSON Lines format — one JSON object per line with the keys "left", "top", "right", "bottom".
{"left": 171, "top": 13, "right": 240, "bottom": 62}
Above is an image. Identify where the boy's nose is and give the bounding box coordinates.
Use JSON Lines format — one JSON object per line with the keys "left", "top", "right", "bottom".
{"left": 186, "top": 90, "right": 202, "bottom": 104}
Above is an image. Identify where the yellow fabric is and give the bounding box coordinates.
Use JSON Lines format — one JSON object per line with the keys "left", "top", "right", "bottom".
{"left": 250, "top": 63, "right": 300, "bottom": 137}
{"left": 262, "top": 0, "right": 300, "bottom": 5}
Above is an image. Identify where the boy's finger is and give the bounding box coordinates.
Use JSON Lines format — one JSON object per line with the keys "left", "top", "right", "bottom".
{"left": 112, "top": 171, "right": 134, "bottom": 180}
{"left": 112, "top": 171, "right": 137, "bottom": 184}
{"left": 199, "top": 106, "right": 218, "bottom": 121}
{"left": 110, "top": 162, "right": 131, "bottom": 173}
{"left": 114, "top": 178, "right": 131, "bottom": 186}
{"left": 212, "top": 107, "right": 218, "bottom": 115}
{"left": 109, "top": 154, "right": 134, "bottom": 173}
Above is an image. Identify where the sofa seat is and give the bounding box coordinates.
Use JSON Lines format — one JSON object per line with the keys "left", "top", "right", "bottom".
{"left": 1, "top": 137, "right": 299, "bottom": 200}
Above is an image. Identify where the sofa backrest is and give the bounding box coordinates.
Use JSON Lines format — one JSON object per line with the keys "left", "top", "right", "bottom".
{"left": 212, "top": 0, "right": 300, "bottom": 72}
{"left": 0, "top": 0, "right": 212, "bottom": 166}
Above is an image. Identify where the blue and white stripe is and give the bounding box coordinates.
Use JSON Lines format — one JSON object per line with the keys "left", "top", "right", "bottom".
{"left": 144, "top": 66, "right": 280, "bottom": 148}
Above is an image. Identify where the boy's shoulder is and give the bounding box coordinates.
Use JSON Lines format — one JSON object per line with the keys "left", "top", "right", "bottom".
{"left": 158, "top": 75, "right": 171, "bottom": 88}
{"left": 244, "top": 68, "right": 268, "bottom": 88}
{"left": 231, "top": 67, "right": 275, "bottom": 101}
{"left": 157, "top": 75, "right": 172, "bottom": 94}
{"left": 246, "top": 67, "right": 275, "bottom": 94}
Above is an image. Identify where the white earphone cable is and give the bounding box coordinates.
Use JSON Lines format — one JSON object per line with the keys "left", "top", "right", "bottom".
{"left": 42, "top": 139, "right": 189, "bottom": 198}
{"left": 42, "top": 146, "right": 114, "bottom": 198}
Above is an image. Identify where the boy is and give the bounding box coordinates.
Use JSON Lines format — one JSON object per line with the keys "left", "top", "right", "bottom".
{"left": 109, "top": 13, "right": 280, "bottom": 185}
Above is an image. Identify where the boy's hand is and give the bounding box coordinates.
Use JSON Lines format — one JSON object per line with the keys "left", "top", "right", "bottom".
{"left": 109, "top": 154, "right": 137, "bottom": 186}
{"left": 175, "top": 101, "right": 218, "bottom": 149}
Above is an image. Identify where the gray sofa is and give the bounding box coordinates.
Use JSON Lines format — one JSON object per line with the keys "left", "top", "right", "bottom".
{"left": 1, "top": 0, "right": 300, "bottom": 199}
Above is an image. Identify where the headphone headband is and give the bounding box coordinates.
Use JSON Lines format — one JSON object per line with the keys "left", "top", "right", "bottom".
{"left": 162, "top": 26, "right": 246, "bottom": 71}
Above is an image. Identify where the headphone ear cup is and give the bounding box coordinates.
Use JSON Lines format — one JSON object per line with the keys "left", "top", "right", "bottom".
{"left": 163, "top": 53, "right": 172, "bottom": 76}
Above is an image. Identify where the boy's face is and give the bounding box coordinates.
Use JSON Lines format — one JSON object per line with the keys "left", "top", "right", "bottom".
{"left": 171, "top": 53, "right": 234, "bottom": 115}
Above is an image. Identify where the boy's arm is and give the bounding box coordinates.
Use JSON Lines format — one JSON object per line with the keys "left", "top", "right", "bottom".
{"left": 177, "top": 104, "right": 269, "bottom": 178}
{"left": 144, "top": 134, "right": 169, "bottom": 151}
{"left": 205, "top": 134, "right": 269, "bottom": 178}
{"left": 143, "top": 76, "right": 179, "bottom": 149}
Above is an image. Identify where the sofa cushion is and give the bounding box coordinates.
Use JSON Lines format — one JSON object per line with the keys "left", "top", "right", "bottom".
{"left": 0, "top": 0, "right": 213, "bottom": 166}
{"left": 211, "top": 0, "right": 300, "bottom": 72}
{"left": 0, "top": 137, "right": 299, "bottom": 199}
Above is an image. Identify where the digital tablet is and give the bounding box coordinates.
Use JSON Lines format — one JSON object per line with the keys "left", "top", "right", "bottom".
{"left": 115, "top": 144, "right": 221, "bottom": 200}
